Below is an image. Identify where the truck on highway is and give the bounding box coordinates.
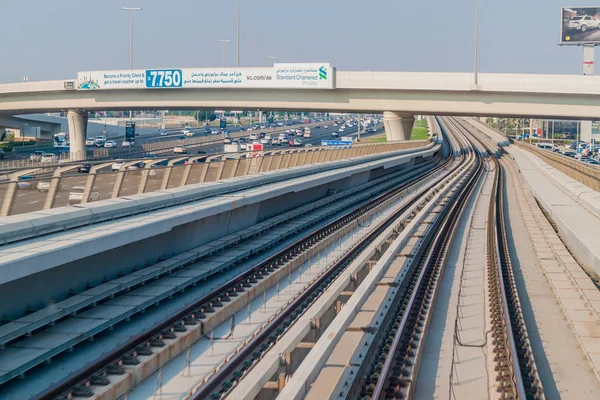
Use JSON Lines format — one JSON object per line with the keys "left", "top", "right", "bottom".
{"left": 224, "top": 143, "right": 241, "bottom": 153}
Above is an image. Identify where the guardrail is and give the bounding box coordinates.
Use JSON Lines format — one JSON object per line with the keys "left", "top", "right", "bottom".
{"left": 514, "top": 141, "right": 600, "bottom": 192}
{"left": 0, "top": 140, "right": 429, "bottom": 217}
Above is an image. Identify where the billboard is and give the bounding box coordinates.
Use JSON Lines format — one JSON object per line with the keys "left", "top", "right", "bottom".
{"left": 561, "top": 7, "right": 600, "bottom": 44}
{"left": 77, "top": 63, "right": 334, "bottom": 91}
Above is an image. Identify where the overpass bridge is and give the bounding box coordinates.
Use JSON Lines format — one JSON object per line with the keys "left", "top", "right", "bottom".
{"left": 2, "top": 67, "right": 600, "bottom": 159}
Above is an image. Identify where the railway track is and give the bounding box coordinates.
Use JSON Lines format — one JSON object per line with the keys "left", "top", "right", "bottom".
{"left": 342, "top": 117, "right": 544, "bottom": 400}
{"left": 6, "top": 142, "right": 447, "bottom": 399}
{"left": 186, "top": 138, "right": 462, "bottom": 400}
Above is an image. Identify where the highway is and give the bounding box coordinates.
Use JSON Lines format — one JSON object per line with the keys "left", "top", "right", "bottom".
{"left": 6, "top": 122, "right": 383, "bottom": 215}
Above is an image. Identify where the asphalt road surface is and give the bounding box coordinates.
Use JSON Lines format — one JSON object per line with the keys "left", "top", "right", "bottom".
{"left": 5, "top": 123, "right": 385, "bottom": 215}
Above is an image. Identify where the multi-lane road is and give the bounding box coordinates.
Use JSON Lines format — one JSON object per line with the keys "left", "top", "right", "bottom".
{"left": 7, "top": 122, "right": 384, "bottom": 215}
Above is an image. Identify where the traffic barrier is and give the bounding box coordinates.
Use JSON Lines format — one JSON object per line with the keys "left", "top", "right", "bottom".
{"left": 514, "top": 141, "right": 600, "bottom": 192}
{"left": 0, "top": 140, "right": 432, "bottom": 232}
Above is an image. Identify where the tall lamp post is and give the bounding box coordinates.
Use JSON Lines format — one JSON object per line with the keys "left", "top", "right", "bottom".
{"left": 122, "top": 6, "right": 142, "bottom": 120}
{"left": 237, "top": 0, "right": 240, "bottom": 67}
{"left": 266, "top": 55, "right": 278, "bottom": 65}
{"left": 473, "top": 0, "right": 479, "bottom": 87}
{"left": 217, "top": 39, "right": 232, "bottom": 67}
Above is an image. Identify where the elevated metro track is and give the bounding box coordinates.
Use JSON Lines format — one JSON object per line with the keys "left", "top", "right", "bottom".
{"left": 1, "top": 118, "right": 598, "bottom": 399}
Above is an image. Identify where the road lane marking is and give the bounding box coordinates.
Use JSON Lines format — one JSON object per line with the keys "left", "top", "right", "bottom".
{"left": 29, "top": 200, "right": 39, "bottom": 204}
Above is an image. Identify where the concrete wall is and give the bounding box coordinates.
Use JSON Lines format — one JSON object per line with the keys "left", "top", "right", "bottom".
{"left": 0, "top": 160, "right": 417, "bottom": 319}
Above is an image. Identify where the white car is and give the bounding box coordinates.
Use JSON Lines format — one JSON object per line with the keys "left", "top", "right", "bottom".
{"left": 40, "top": 153, "right": 58, "bottom": 163}
{"left": 95, "top": 136, "right": 107, "bottom": 146}
{"left": 37, "top": 181, "right": 51, "bottom": 192}
{"left": 249, "top": 133, "right": 258, "bottom": 140}
{"left": 211, "top": 130, "right": 219, "bottom": 135}
{"left": 160, "top": 129, "right": 169, "bottom": 136}
{"left": 239, "top": 140, "right": 248, "bottom": 150}
{"left": 112, "top": 160, "right": 125, "bottom": 171}
{"left": 271, "top": 137, "right": 279, "bottom": 145}
{"left": 69, "top": 186, "right": 99, "bottom": 205}
{"left": 569, "top": 15, "right": 600, "bottom": 32}
{"left": 104, "top": 140, "right": 118, "bottom": 148}
{"left": 224, "top": 137, "right": 233, "bottom": 144}
{"left": 173, "top": 145, "right": 187, "bottom": 154}
{"left": 121, "top": 140, "right": 134, "bottom": 147}
{"left": 30, "top": 151, "right": 46, "bottom": 161}
{"left": 183, "top": 128, "right": 194, "bottom": 137}
{"left": 260, "top": 137, "right": 269, "bottom": 144}
{"left": 85, "top": 138, "right": 95, "bottom": 146}
{"left": 332, "top": 132, "right": 339, "bottom": 137}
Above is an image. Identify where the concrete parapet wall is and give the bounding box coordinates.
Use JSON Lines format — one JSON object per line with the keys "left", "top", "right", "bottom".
{"left": 506, "top": 145, "right": 600, "bottom": 277}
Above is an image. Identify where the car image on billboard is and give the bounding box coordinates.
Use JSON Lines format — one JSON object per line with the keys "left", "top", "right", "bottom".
{"left": 561, "top": 7, "right": 600, "bottom": 44}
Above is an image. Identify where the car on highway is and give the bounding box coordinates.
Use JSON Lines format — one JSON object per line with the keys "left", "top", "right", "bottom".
{"left": 211, "top": 130, "right": 220, "bottom": 135}
{"left": 568, "top": 15, "right": 600, "bottom": 32}
{"left": 94, "top": 136, "right": 107, "bottom": 147}
{"left": 85, "top": 138, "right": 96, "bottom": 146}
{"left": 305, "top": 143, "right": 313, "bottom": 148}
{"left": 224, "top": 137, "right": 233, "bottom": 144}
{"left": 29, "top": 151, "right": 47, "bottom": 161}
{"left": 78, "top": 163, "right": 93, "bottom": 173}
{"left": 204, "top": 128, "right": 212, "bottom": 135}
{"left": 183, "top": 128, "right": 194, "bottom": 137}
{"left": 173, "top": 145, "right": 187, "bottom": 154}
{"left": 104, "top": 140, "right": 118, "bottom": 148}
{"left": 290, "top": 138, "right": 303, "bottom": 147}
{"left": 160, "top": 129, "right": 169, "bottom": 136}
{"left": 122, "top": 140, "right": 135, "bottom": 148}
{"left": 40, "top": 153, "right": 58, "bottom": 163}
{"left": 271, "top": 137, "right": 279, "bottom": 146}
{"left": 332, "top": 131, "right": 339, "bottom": 137}
{"left": 249, "top": 133, "right": 258, "bottom": 140}
{"left": 323, "top": 125, "right": 329, "bottom": 129}
{"left": 69, "top": 186, "right": 99, "bottom": 205}
{"left": 585, "top": 159, "right": 600, "bottom": 165}
{"left": 126, "top": 161, "right": 145, "bottom": 171}
{"left": 111, "top": 160, "right": 125, "bottom": 171}
{"left": 17, "top": 175, "right": 37, "bottom": 190}
{"left": 37, "top": 181, "right": 51, "bottom": 192}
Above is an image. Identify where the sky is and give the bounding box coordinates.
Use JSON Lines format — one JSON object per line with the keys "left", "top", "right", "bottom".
{"left": 0, "top": 0, "right": 596, "bottom": 83}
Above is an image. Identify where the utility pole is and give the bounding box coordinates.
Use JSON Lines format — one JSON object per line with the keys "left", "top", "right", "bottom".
{"left": 122, "top": 7, "right": 142, "bottom": 121}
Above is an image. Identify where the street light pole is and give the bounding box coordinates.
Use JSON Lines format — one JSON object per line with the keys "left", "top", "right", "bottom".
{"left": 237, "top": 0, "right": 240, "bottom": 67}
{"left": 123, "top": 7, "right": 142, "bottom": 121}
{"left": 217, "top": 39, "right": 232, "bottom": 67}
{"left": 473, "top": 0, "right": 479, "bottom": 87}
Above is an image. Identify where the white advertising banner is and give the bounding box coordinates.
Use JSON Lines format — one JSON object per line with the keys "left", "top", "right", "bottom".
{"left": 77, "top": 63, "right": 334, "bottom": 90}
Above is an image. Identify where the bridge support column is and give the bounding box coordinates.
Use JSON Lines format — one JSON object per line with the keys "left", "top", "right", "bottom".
{"left": 67, "top": 109, "right": 88, "bottom": 161}
{"left": 383, "top": 112, "right": 414, "bottom": 141}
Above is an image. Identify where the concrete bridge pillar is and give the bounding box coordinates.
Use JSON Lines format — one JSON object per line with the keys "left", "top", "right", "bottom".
{"left": 383, "top": 112, "right": 414, "bottom": 141}
{"left": 67, "top": 109, "right": 88, "bottom": 161}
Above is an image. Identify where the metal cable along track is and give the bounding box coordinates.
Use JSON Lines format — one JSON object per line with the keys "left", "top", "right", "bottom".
{"left": 356, "top": 141, "right": 483, "bottom": 399}
{"left": 36, "top": 142, "right": 450, "bottom": 400}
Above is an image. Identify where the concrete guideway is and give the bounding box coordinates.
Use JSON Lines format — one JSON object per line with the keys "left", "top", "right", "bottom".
{"left": 0, "top": 142, "right": 439, "bottom": 317}
{"left": 0, "top": 160, "right": 439, "bottom": 397}
{"left": 228, "top": 153, "right": 468, "bottom": 400}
